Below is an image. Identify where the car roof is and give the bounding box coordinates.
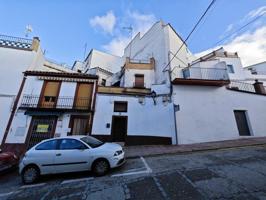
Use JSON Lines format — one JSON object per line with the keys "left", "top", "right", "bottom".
{"left": 42, "top": 135, "right": 90, "bottom": 142}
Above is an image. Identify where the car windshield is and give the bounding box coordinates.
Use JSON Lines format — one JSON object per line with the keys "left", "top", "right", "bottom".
{"left": 80, "top": 136, "right": 104, "bottom": 148}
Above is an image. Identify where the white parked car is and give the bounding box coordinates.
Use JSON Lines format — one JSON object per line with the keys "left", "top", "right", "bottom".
{"left": 19, "top": 136, "right": 125, "bottom": 184}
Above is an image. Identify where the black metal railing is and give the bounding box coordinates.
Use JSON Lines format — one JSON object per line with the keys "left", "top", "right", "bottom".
{"left": 175, "top": 67, "right": 229, "bottom": 81}
{"left": 20, "top": 95, "right": 91, "bottom": 110}
{"left": 227, "top": 81, "right": 256, "bottom": 93}
{"left": 0, "top": 34, "right": 32, "bottom": 44}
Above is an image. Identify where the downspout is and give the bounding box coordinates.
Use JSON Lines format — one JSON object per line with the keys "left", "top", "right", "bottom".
{"left": 89, "top": 79, "right": 98, "bottom": 135}
{"left": 173, "top": 104, "right": 178, "bottom": 145}
{"left": 1, "top": 74, "right": 27, "bottom": 147}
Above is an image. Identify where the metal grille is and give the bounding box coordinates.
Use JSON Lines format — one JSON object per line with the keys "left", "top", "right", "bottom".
{"left": 20, "top": 95, "right": 91, "bottom": 110}
{"left": 27, "top": 117, "right": 57, "bottom": 149}
{"left": 0, "top": 34, "right": 32, "bottom": 49}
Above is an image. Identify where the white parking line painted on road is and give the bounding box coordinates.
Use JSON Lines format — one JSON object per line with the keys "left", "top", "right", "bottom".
{"left": 20, "top": 183, "right": 46, "bottom": 189}
{"left": 122, "top": 167, "right": 146, "bottom": 173}
{"left": 111, "top": 157, "right": 152, "bottom": 177}
{"left": 0, "top": 191, "right": 14, "bottom": 197}
{"left": 140, "top": 156, "right": 152, "bottom": 173}
{"left": 61, "top": 177, "right": 94, "bottom": 184}
{"left": 111, "top": 170, "right": 151, "bottom": 177}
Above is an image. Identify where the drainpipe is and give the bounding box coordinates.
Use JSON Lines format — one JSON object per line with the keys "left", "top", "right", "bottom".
{"left": 173, "top": 104, "right": 179, "bottom": 145}
{"left": 1, "top": 74, "right": 27, "bottom": 147}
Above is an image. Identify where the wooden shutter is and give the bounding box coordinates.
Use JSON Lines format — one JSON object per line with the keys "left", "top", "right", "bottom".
{"left": 75, "top": 83, "right": 93, "bottom": 109}
{"left": 135, "top": 74, "right": 144, "bottom": 88}
{"left": 41, "top": 81, "right": 60, "bottom": 108}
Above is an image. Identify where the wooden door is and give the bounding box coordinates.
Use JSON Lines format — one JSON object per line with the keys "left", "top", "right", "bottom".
{"left": 134, "top": 74, "right": 144, "bottom": 88}
{"left": 74, "top": 83, "right": 93, "bottom": 109}
{"left": 234, "top": 111, "right": 251, "bottom": 136}
{"left": 111, "top": 116, "right": 127, "bottom": 142}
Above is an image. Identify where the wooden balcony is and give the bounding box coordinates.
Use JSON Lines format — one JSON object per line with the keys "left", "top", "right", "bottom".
{"left": 172, "top": 67, "right": 230, "bottom": 86}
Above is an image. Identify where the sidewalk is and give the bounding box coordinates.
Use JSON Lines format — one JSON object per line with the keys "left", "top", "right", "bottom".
{"left": 124, "top": 137, "right": 266, "bottom": 158}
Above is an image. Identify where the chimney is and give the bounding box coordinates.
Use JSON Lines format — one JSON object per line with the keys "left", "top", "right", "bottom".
{"left": 253, "top": 80, "right": 266, "bottom": 95}
{"left": 31, "top": 37, "right": 40, "bottom": 52}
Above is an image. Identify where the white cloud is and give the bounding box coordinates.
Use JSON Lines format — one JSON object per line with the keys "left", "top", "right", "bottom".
{"left": 195, "top": 26, "right": 266, "bottom": 67}
{"left": 247, "top": 6, "right": 266, "bottom": 19}
{"left": 89, "top": 11, "right": 116, "bottom": 34}
{"left": 102, "top": 10, "right": 157, "bottom": 56}
{"left": 102, "top": 36, "right": 130, "bottom": 56}
{"left": 225, "top": 24, "right": 234, "bottom": 33}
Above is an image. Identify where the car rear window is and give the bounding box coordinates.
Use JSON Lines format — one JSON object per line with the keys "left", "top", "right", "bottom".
{"left": 80, "top": 136, "right": 104, "bottom": 148}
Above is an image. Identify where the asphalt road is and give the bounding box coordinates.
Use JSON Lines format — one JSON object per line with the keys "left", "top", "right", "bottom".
{"left": 1, "top": 145, "right": 266, "bottom": 200}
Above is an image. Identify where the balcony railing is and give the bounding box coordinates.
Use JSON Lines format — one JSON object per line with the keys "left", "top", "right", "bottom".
{"left": 172, "top": 67, "right": 230, "bottom": 86}
{"left": 0, "top": 34, "right": 32, "bottom": 44}
{"left": 227, "top": 81, "right": 256, "bottom": 93}
{"left": 180, "top": 67, "right": 229, "bottom": 80}
{"left": 20, "top": 95, "right": 91, "bottom": 110}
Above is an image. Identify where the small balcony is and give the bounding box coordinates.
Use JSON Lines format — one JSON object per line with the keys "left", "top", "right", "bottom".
{"left": 227, "top": 81, "right": 266, "bottom": 95}
{"left": 20, "top": 95, "right": 92, "bottom": 112}
{"left": 172, "top": 67, "right": 230, "bottom": 86}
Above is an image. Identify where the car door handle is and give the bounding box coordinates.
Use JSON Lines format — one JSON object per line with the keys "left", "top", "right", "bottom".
{"left": 56, "top": 153, "right": 61, "bottom": 156}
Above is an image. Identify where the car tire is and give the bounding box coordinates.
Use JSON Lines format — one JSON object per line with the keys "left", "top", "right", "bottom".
{"left": 21, "top": 165, "right": 40, "bottom": 184}
{"left": 92, "top": 159, "right": 110, "bottom": 176}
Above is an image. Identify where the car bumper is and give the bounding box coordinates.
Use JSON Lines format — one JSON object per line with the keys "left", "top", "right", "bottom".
{"left": 109, "top": 152, "right": 126, "bottom": 168}
{"left": 19, "top": 161, "right": 25, "bottom": 174}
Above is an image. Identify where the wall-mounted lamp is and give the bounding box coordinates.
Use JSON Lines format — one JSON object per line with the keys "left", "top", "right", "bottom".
{"left": 151, "top": 90, "right": 157, "bottom": 105}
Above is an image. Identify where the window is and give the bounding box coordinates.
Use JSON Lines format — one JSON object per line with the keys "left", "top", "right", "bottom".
{"left": 114, "top": 101, "right": 127, "bottom": 112}
{"left": 101, "top": 79, "right": 106, "bottom": 86}
{"left": 44, "top": 96, "right": 56, "bottom": 103}
{"left": 59, "top": 139, "right": 88, "bottom": 150}
{"left": 227, "top": 64, "right": 235, "bottom": 73}
{"left": 81, "top": 136, "right": 104, "bottom": 148}
{"left": 36, "top": 140, "right": 57, "bottom": 150}
{"left": 41, "top": 81, "right": 60, "bottom": 107}
{"left": 134, "top": 74, "right": 144, "bottom": 88}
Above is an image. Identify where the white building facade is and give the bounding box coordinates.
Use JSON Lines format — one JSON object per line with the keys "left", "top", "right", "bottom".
{"left": 1, "top": 71, "right": 98, "bottom": 156}
{"left": 85, "top": 21, "right": 266, "bottom": 145}
{"left": 1, "top": 20, "right": 266, "bottom": 149}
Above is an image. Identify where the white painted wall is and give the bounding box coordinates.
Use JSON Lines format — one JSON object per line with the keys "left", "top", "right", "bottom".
{"left": 124, "top": 21, "right": 169, "bottom": 85}
{"left": 57, "top": 82, "right": 77, "bottom": 108}
{"left": 23, "top": 76, "right": 44, "bottom": 95}
{"left": 92, "top": 94, "right": 176, "bottom": 144}
{"left": 5, "top": 112, "right": 32, "bottom": 144}
{"left": 85, "top": 49, "right": 124, "bottom": 73}
{"left": 0, "top": 96, "right": 14, "bottom": 143}
{"left": 173, "top": 85, "right": 266, "bottom": 144}
{"left": 122, "top": 69, "right": 155, "bottom": 88}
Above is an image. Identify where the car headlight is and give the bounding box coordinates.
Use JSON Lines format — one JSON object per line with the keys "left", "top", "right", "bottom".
{"left": 114, "top": 150, "right": 123, "bottom": 156}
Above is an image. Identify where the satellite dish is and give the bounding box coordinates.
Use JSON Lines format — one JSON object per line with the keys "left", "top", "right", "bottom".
{"left": 25, "top": 25, "right": 33, "bottom": 37}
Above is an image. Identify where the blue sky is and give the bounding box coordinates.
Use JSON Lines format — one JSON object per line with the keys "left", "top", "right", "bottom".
{"left": 0, "top": 0, "right": 265, "bottom": 66}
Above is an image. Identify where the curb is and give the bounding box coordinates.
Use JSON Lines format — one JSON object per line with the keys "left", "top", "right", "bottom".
{"left": 125, "top": 142, "right": 266, "bottom": 159}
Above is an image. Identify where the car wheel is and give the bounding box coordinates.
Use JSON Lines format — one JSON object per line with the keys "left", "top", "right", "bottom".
{"left": 21, "top": 165, "right": 40, "bottom": 184}
{"left": 92, "top": 159, "right": 110, "bottom": 176}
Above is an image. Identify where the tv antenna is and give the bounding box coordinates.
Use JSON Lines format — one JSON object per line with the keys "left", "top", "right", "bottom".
{"left": 123, "top": 26, "right": 133, "bottom": 58}
{"left": 25, "top": 25, "right": 33, "bottom": 37}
